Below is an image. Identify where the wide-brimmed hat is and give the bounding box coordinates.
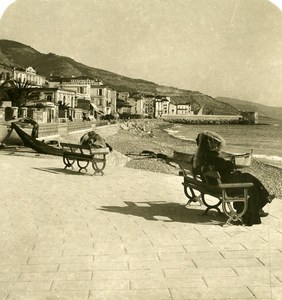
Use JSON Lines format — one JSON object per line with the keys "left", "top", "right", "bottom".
{"left": 196, "top": 131, "right": 226, "bottom": 151}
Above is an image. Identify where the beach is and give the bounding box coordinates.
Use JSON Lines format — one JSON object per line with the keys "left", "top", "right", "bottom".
{"left": 105, "top": 119, "right": 282, "bottom": 199}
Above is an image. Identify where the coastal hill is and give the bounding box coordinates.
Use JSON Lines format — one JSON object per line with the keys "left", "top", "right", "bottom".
{"left": 216, "top": 97, "right": 282, "bottom": 121}
{"left": 0, "top": 39, "right": 249, "bottom": 116}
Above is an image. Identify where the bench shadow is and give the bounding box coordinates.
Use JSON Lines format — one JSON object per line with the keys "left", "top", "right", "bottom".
{"left": 99, "top": 201, "right": 227, "bottom": 225}
{"left": 32, "top": 167, "right": 90, "bottom": 176}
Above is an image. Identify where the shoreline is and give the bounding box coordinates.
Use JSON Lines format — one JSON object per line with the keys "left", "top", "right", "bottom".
{"left": 106, "top": 119, "right": 282, "bottom": 198}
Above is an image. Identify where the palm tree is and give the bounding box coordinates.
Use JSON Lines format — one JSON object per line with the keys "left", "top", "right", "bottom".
{"left": 4, "top": 78, "right": 38, "bottom": 108}
{"left": 0, "top": 72, "right": 11, "bottom": 106}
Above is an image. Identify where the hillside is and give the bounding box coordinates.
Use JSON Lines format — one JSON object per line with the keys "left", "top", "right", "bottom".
{"left": 216, "top": 97, "right": 282, "bottom": 120}
{"left": 0, "top": 39, "right": 241, "bottom": 115}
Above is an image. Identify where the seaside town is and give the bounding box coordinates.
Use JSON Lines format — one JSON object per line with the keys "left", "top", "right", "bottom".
{"left": 1, "top": 1, "right": 282, "bottom": 299}
{"left": 1, "top": 56, "right": 282, "bottom": 300}
{"left": 0, "top": 62, "right": 258, "bottom": 128}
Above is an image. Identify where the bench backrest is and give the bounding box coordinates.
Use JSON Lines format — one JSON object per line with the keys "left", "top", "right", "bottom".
{"left": 60, "top": 142, "right": 110, "bottom": 155}
{"left": 173, "top": 151, "right": 194, "bottom": 175}
{"left": 201, "top": 168, "right": 222, "bottom": 185}
{"left": 173, "top": 150, "right": 223, "bottom": 186}
{"left": 60, "top": 142, "right": 91, "bottom": 151}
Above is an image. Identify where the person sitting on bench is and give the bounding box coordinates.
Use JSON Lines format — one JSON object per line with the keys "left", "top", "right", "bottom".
{"left": 193, "top": 131, "right": 274, "bottom": 226}
{"left": 80, "top": 131, "right": 113, "bottom": 152}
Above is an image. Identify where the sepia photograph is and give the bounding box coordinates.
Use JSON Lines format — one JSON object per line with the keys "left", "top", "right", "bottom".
{"left": 0, "top": 0, "right": 282, "bottom": 299}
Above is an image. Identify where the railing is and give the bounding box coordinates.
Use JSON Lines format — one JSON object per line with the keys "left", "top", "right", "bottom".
{"left": 38, "top": 123, "right": 59, "bottom": 138}
{"left": 67, "top": 121, "right": 93, "bottom": 132}
{"left": 37, "top": 120, "right": 117, "bottom": 138}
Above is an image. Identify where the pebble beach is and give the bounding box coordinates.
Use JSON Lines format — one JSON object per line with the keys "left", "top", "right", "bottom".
{"left": 105, "top": 119, "right": 282, "bottom": 199}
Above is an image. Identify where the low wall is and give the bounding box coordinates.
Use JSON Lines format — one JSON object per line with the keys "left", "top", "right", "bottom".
{"left": 162, "top": 114, "right": 244, "bottom": 125}
{"left": 38, "top": 121, "right": 94, "bottom": 138}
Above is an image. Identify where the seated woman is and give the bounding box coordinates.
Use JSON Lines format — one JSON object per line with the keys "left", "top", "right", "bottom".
{"left": 192, "top": 131, "right": 274, "bottom": 226}
{"left": 80, "top": 131, "right": 113, "bottom": 152}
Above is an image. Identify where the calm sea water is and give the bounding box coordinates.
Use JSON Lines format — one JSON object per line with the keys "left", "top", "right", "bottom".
{"left": 165, "top": 117, "right": 282, "bottom": 168}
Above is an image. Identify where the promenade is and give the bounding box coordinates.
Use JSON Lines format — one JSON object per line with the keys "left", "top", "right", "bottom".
{"left": 0, "top": 150, "right": 282, "bottom": 300}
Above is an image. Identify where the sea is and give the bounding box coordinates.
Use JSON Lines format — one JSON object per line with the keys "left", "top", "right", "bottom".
{"left": 164, "top": 117, "right": 282, "bottom": 169}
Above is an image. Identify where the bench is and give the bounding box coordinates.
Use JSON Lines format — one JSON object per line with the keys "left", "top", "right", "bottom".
{"left": 60, "top": 142, "right": 110, "bottom": 175}
{"left": 173, "top": 151, "right": 253, "bottom": 226}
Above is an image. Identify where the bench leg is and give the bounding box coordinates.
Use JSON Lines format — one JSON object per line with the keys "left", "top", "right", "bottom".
{"left": 202, "top": 205, "right": 222, "bottom": 216}
{"left": 201, "top": 194, "right": 222, "bottom": 215}
{"left": 91, "top": 156, "right": 106, "bottom": 176}
{"left": 91, "top": 160, "right": 104, "bottom": 176}
{"left": 184, "top": 187, "right": 203, "bottom": 206}
{"left": 222, "top": 198, "right": 248, "bottom": 226}
{"left": 77, "top": 160, "right": 89, "bottom": 173}
{"left": 63, "top": 156, "right": 75, "bottom": 169}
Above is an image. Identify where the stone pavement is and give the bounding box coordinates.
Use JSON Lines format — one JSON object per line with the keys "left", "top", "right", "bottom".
{"left": 0, "top": 152, "right": 282, "bottom": 300}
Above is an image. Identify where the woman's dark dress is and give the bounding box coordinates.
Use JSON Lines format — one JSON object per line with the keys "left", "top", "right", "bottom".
{"left": 203, "top": 151, "right": 269, "bottom": 226}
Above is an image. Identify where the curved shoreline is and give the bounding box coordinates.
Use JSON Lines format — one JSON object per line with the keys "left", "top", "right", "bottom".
{"left": 106, "top": 119, "right": 282, "bottom": 198}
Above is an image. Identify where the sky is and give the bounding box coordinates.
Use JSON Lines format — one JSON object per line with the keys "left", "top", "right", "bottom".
{"left": 0, "top": 0, "right": 281, "bottom": 107}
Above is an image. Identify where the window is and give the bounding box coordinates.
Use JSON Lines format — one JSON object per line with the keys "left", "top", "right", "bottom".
{"left": 98, "top": 89, "right": 103, "bottom": 96}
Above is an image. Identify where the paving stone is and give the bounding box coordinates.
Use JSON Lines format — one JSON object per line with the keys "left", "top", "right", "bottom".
{"left": 125, "top": 245, "right": 186, "bottom": 254}
{"left": 249, "top": 286, "right": 282, "bottom": 299}
{"left": 58, "top": 261, "right": 129, "bottom": 272}
{"left": 94, "top": 253, "right": 159, "bottom": 262}
{"left": 129, "top": 260, "right": 195, "bottom": 270}
{"left": 170, "top": 286, "right": 254, "bottom": 299}
{"left": 0, "top": 292, "right": 9, "bottom": 299}
{"left": 0, "top": 273, "right": 20, "bottom": 282}
{"left": 220, "top": 249, "right": 280, "bottom": 259}
{"left": 53, "top": 279, "right": 129, "bottom": 290}
{"left": 18, "top": 271, "right": 92, "bottom": 281}
{"left": 92, "top": 269, "right": 164, "bottom": 280}
{"left": 192, "top": 257, "right": 263, "bottom": 268}
{"left": 0, "top": 264, "right": 59, "bottom": 273}
{"left": 258, "top": 255, "right": 282, "bottom": 267}
{"left": 130, "top": 276, "right": 206, "bottom": 289}
{"left": 6, "top": 290, "right": 89, "bottom": 300}
{"left": 28, "top": 255, "right": 93, "bottom": 265}
{"left": 89, "top": 288, "right": 171, "bottom": 300}
{"left": 2, "top": 281, "right": 51, "bottom": 292}
{"left": 159, "top": 251, "right": 223, "bottom": 261}
{"left": 164, "top": 267, "right": 236, "bottom": 278}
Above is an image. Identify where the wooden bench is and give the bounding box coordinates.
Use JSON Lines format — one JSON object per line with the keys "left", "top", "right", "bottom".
{"left": 60, "top": 142, "right": 110, "bottom": 175}
{"left": 173, "top": 151, "right": 253, "bottom": 226}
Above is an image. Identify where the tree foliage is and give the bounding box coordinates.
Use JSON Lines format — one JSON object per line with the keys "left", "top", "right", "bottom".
{"left": 0, "top": 75, "right": 38, "bottom": 108}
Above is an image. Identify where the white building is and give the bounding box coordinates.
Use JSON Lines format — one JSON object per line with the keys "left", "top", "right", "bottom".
{"left": 13, "top": 66, "right": 45, "bottom": 87}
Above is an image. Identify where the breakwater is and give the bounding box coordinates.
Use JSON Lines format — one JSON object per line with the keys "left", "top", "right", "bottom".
{"left": 162, "top": 115, "right": 252, "bottom": 125}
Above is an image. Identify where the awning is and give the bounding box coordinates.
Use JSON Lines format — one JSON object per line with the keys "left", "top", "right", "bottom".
{"left": 90, "top": 103, "right": 99, "bottom": 112}
{"left": 26, "top": 100, "right": 55, "bottom": 107}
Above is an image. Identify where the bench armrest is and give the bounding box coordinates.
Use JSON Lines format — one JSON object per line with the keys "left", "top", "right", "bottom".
{"left": 90, "top": 148, "right": 110, "bottom": 155}
{"left": 218, "top": 182, "right": 253, "bottom": 189}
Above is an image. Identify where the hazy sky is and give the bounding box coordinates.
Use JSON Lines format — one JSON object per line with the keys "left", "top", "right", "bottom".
{"left": 0, "top": 0, "right": 281, "bottom": 106}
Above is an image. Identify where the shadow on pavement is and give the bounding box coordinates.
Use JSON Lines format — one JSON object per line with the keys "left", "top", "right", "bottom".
{"left": 32, "top": 167, "right": 89, "bottom": 176}
{"left": 99, "top": 201, "right": 227, "bottom": 225}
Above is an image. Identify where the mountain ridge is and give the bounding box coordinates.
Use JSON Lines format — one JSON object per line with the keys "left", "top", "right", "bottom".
{"left": 216, "top": 96, "right": 282, "bottom": 120}
{"left": 1, "top": 39, "right": 280, "bottom": 119}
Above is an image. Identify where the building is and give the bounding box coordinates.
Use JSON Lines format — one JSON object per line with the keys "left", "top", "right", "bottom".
{"left": 90, "top": 85, "right": 116, "bottom": 116}
{"left": 69, "top": 76, "right": 103, "bottom": 86}
{"left": 154, "top": 96, "right": 170, "bottom": 117}
{"left": 13, "top": 66, "right": 46, "bottom": 87}
{"left": 48, "top": 78, "right": 92, "bottom": 120}
{"left": 241, "top": 111, "right": 258, "bottom": 124}
{"left": 142, "top": 95, "right": 155, "bottom": 118}
{"left": 117, "top": 91, "right": 129, "bottom": 102}
{"left": 0, "top": 64, "right": 47, "bottom": 121}
{"left": 176, "top": 103, "right": 192, "bottom": 114}
{"left": 0, "top": 63, "right": 13, "bottom": 83}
